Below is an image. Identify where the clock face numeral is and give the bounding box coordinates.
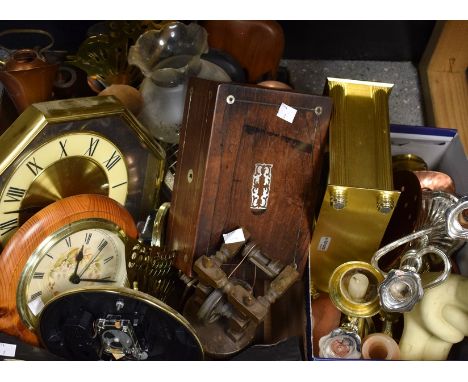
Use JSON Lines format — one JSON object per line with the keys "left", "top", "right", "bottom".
{"left": 85, "top": 137, "right": 100, "bottom": 157}
{"left": 84, "top": 232, "right": 92, "bottom": 244}
{"left": 46, "top": 254, "right": 54, "bottom": 259}
{"left": 103, "top": 256, "right": 114, "bottom": 264}
{"left": 97, "top": 239, "right": 108, "bottom": 253}
{"left": 0, "top": 218, "right": 19, "bottom": 236}
{"left": 65, "top": 237, "right": 72, "bottom": 248}
{"left": 30, "top": 290, "right": 42, "bottom": 301}
{"left": 26, "top": 157, "right": 43, "bottom": 176}
{"left": 0, "top": 132, "right": 128, "bottom": 247}
{"left": 4, "top": 187, "right": 26, "bottom": 202}
{"left": 59, "top": 140, "right": 68, "bottom": 158}
{"left": 103, "top": 151, "right": 122, "bottom": 171}
{"left": 33, "top": 272, "right": 45, "bottom": 279}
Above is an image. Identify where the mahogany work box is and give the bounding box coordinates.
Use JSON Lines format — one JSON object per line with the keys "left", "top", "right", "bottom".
{"left": 167, "top": 78, "right": 332, "bottom": 277}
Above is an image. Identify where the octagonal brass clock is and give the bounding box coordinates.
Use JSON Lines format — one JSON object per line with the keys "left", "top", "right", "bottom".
{"left": 0, "top": 96, "right": 165, "bottom": 249}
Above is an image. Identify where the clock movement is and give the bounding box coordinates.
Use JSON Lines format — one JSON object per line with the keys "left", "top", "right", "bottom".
{"left": 0, "top": 96, "right": 166, "bottom": 249}
{"left": 38, "top": 286, "right": 204, "bottom": 361}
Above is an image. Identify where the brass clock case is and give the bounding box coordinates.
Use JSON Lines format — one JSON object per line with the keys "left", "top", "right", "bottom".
{"left": 0, "top": 96, "right": 165, "bottom": 248}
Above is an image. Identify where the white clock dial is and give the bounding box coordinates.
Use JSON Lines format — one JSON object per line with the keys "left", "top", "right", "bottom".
{"left": 0, "top": 132, "right": 128, "bottom": 246}
{"left": 19, "top": 226, "right": 128, "bottom": 328}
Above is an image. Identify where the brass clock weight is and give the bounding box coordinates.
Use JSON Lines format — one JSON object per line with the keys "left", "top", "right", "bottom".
{"left": 0, "top": 96, "right": 166, "bottom": 250}
{"left": 309, "top": 78, "right": 400, "bottom": 293}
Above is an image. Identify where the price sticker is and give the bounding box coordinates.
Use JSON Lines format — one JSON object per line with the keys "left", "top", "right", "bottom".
{"left": 317, "top": 236, "right": 332, "bottom": 252}
{"left": 0, "top": 342, "right": 16, "bottom": 357}
{"left": 28, "top": 296, "right": 45, "bottom": 316}
{"left": 277, "top": 103, "right": 297, "bottom": 123}
{"left": 223, "top": 228, "right": 246, "bottom": 244}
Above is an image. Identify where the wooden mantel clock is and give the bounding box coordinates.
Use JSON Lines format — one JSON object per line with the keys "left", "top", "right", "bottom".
{"left": 0, "top": 96, "right": 166, "bottom": 250}
{"left": 0, "top": 194, "right": 138, "bottom": 346}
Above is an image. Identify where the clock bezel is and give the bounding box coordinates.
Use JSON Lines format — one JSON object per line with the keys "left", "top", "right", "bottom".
{"left": 0, "top": 95, "right": 165, "bottom": 175}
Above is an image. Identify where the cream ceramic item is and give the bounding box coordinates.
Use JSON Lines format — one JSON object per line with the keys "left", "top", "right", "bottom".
{"left": 399, "top": 273, "right": 468, "bottom": 360}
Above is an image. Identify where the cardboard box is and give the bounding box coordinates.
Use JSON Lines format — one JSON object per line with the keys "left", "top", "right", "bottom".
{"left": 308, "top": 124, "right": 468, "bottom": 360}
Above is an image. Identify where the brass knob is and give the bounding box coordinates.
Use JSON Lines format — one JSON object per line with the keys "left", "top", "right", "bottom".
{"left": 377, "top": 192, "right": 394, "bottom": 214}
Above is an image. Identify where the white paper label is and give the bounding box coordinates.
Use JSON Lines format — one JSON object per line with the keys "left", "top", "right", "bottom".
{"left": 317, "top": 236, "right": 332, "bottom": 252}
{"left": 28, "top": 296, "right": 45, "bottom": 316}
{"left": 223, "top": 228, "right": 246, "bottom": 244}
{"left": 277, "top": 103, "right": 297, "bottom": 123}
{"left": 0, "top": 343, "right": 16, "bottom": 357}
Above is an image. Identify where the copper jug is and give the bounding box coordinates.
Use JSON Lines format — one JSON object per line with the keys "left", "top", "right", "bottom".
{"left": 0, "top": 49, "right": 58, "bottom": 113}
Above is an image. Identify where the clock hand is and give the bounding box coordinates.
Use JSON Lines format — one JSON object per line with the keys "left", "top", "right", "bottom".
{"left": 79, "top": 278, "right": 116, "bottom": 283}
{"left": 69, "top": 245, "right": 84, "bottom": 284}
{"left": 78, "top": 248, "right": 104, "bottom": 278}
{"left": 4, "top": 205, "right": 44, "bottom": 214}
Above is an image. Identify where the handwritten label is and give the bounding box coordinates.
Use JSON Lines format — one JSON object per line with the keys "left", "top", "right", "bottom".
{"left": 0, "top": 343, "right": 16, "bottom": 357}
{"left": 28, "top": 296, "right": 45, "bottom": 316}
{"left": 277, "top": 103, "right": 297, "bottom": 123}
{"left": 223, "top": 228, "right": 246, "bottom": 244}
{"left": 317, "top": 236, "right": 332, "bottom": 252}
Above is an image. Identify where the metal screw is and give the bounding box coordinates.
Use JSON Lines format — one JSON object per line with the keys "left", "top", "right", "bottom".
{"left": 226, "top": 95, "right": 235, "bottom": 104}
{"left": 314, "top": 106, "right": 323, "bottom": 116}
{"left": 202, "top": 256, "right": 213, "bottom": 268}
{"left": 187, "top": 169, "right": 193, "bottom": 183}
{"left": 116, "top": 300, "right": 124, "bottom": 312}
{"left": 377, "top": 193, "right": 394, "bottom": 214}
{"left": 330, "top": 187, "right": 347, "bottom": 210}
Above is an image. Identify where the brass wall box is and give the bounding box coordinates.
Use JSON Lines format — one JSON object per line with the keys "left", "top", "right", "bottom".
{"left": 310, "top": 78, "right": 400, "bottom": 292}
{"left": 0, "top": 96, "right": 165, "bottom": 249}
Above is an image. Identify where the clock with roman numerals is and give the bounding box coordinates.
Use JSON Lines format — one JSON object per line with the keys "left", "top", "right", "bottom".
{"left": 0, "top": 194, "right": 138, "bottom": 346}
{"left": 0, "top": 96, "right": 166, "bottom": 249}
